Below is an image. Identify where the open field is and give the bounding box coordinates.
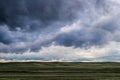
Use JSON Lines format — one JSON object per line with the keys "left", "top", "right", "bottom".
{"left": 0, "top": 62, "right": 120, "bottom": 80}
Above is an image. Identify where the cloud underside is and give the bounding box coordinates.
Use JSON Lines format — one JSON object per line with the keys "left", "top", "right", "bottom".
{"left": 1, "top": 42, "right": 120, "bottom": 62}
{"left": 0, "top": 0, "right": 120, "bottom": 61}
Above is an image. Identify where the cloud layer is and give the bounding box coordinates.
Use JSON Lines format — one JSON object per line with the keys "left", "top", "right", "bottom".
{"left": 0, "top": 0, "right": 120, "bottom": 61}
{"left": 1, "top": 42, "right": 120, "bottom": 62}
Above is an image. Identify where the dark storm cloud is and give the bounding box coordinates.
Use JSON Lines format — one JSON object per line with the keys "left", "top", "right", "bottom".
{"left": 0, "top": 26, "right": 14, "bottom": 44}
{"left": 53, "top": 15, "right": 120, "bottom": 48}
{"left": 0, "top": 0, "right": 83, "bottom": 45}
{"left": 0, "top": 0, "right": 120, "bottom": 54}
{"left": 0, "top": 0, "right": 81, "bottom": 31}
{"left": 53, "top": 29, "right": 107, "bottom": 47}
{"left": 0, "top": 0, "right": 106, "bottom": 30}
{"left": 0, "top": 0, "right": 84, "bottom": 46}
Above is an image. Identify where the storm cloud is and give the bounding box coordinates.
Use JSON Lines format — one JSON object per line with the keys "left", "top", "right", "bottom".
{"left": 0, "top": 0, "right": 120, "bottom": 61}
{"left": 0, "top": 0, "right": 80, "bottom": 31}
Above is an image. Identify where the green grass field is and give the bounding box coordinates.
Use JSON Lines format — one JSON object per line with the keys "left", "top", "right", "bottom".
{"left": 0, "top": 62, "right": 120, "bottom": 80}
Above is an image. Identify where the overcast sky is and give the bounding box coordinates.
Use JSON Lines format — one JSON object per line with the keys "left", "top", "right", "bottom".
{"left": 0, "top": 0, "right": 120, "bottom": 62}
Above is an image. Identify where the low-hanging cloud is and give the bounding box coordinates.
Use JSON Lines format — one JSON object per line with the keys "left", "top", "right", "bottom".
{"left": 1, "top": 42, "right": 120, "bottom": 62}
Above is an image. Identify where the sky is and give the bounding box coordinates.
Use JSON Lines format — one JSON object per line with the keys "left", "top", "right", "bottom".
{"left": 0, "top": 0, "right": 120, "bottom": 62}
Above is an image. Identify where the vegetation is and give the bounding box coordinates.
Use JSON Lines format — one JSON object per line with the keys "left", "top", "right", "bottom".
{"left": 0, "top": 62, "right": 120, "bottom": 80}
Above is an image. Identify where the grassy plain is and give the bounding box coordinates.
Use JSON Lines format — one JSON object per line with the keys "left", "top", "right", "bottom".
{"left": 0, "top": 62, "right": 120, "bottom": 80}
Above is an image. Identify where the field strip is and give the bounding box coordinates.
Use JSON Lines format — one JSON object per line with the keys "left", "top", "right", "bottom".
{"left": 0, "top": 74, "right": 120, "bottom": 77}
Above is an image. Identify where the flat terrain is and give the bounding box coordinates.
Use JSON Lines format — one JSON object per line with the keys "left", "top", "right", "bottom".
{"left": 0, "top": 62, "right": 120, "bottom": 80}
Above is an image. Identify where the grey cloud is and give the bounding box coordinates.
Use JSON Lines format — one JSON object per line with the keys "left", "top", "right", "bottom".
{"left": 53, "top": 13, "right": 120, "bottom": 48}
{"left": 53, "top": 26, "right": 109, "bottom": 48}
{"left": 0, "top": 0, "right": 120, "bottom": 54}
{"left": 0, "top": 25, "right": 14, "bottom": 44}
{"left": 0, "top": 0, "right": 83, "bottom": 46}
{"left": 0, "top": 0, "right": 81, "bottom": 31}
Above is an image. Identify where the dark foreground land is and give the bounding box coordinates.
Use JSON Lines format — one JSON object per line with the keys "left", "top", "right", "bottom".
{"left": 0, "top": 62, "right": 120, "bottom": 80}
